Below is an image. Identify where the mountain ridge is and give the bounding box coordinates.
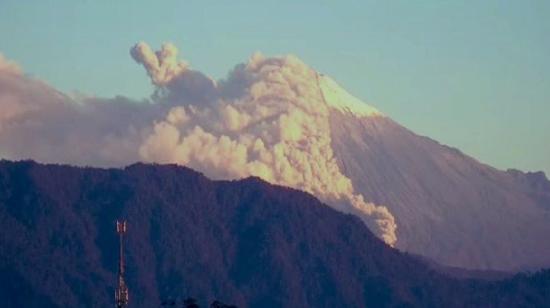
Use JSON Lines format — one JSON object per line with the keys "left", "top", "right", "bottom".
{"left": 1, "top": 160, "right": 550, "bottom": 307}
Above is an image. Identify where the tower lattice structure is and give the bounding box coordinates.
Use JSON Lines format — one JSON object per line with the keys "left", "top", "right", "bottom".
{"left": 115, "top": 220, "right": 129, "bottom": 308}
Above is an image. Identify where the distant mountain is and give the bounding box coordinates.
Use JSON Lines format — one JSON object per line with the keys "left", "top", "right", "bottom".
{"left": 0, "top": 160, "right": 549, "bottom": 307}
{"left": 328, "top": 106, "right": 550, "bottom": 271}
{"left": 3, "top": 45, "right": 549, "bottom": 272}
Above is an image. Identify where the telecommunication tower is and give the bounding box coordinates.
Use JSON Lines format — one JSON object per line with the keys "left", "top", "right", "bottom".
{"left": 115, "top": 220, "right": 129, "bottom": 308}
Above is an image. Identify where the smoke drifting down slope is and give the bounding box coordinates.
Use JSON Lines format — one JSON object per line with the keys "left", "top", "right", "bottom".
{"left": 0, "top": 42, "right": 397, "bottom": 245}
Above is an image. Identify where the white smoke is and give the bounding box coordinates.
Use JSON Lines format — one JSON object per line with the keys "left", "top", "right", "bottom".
{"left": 130, "top": 42, "right": 188, "bottom": 87}
{"left": 0, "top": 45, "right": 397, "bottom": 245}
{"left": 0, "top": 52, "right": 163, "bottom": 166}
{"left": 133, "top": 44, "right": 397, "bottom": 245}
{"left": 130, "top": 42, "right": 217, "bottom": 105}
{"left": 0, "top": 54, "right": 21, "bottom": 75}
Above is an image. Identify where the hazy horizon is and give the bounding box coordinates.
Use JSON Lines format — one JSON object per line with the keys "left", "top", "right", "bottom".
{"left": 0, "top": 0, "right": 549, "bottom": 174}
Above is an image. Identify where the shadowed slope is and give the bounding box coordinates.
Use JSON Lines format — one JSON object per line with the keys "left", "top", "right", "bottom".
{"left": 0, "top": 160, "right": 549, "bottom": 307}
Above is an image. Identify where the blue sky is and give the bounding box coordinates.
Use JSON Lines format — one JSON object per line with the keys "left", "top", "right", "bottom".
{"left": 0, "top": 0, "right": 549, "bottom": 174}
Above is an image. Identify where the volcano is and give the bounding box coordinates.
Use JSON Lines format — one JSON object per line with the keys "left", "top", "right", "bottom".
{"left": 322, "top": 76, "right": 550, "bottom": 271}
{"left": 1, "top": 44, "right": 549, "bottom": 271}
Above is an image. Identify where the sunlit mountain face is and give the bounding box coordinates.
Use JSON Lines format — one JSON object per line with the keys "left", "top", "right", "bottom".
{"left": 1, "top": 43, "right": 550, "bottom": 271}
{"left": 329, "top": 111, "right": 550, "bottom": 270}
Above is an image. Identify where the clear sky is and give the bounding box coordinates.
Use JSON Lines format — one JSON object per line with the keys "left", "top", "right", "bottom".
{"left": 0, "top": 0, "right": 549, "bottom": 174}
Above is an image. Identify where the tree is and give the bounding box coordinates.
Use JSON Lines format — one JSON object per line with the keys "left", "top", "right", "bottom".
{"left": 183, "top": 297, "right": 200, "bottom": 308}
{"left": 210, "top": 300, "right": 237, "bottom": 308}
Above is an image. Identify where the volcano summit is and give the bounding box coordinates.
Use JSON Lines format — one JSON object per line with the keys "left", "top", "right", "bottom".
{"left": 0, "top": 42, "right": 549, "bottom": 270}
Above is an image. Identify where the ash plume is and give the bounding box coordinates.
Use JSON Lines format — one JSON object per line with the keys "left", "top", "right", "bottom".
{"left": 0, "top": 44, "right": 397, "bottom": 245}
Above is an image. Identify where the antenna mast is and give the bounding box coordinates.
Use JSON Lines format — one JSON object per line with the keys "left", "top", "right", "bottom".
{"left": 115, "top": 220, "right": 129, "bottom": 308}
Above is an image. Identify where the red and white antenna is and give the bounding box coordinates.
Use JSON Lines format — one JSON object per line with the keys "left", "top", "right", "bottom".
{"left": 115, "top": 220, "right": 129, "bottom": 308}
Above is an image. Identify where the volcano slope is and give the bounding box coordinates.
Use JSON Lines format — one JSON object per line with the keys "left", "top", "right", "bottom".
{"left": 3, "top": 44, "right": 550, "bottom": 271}
{"left": 329, "top": 110, "right": 550, "bottom": 271}
{"left": 0, "top": 160, "right": 549, "bottom": 307}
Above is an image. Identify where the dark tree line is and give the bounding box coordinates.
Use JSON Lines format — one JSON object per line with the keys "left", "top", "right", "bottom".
{"left": 160, "top": 297, "right": 237, "bottom": 308}
{"left": 1, "top": 161, "right": 549, "bottom": 307}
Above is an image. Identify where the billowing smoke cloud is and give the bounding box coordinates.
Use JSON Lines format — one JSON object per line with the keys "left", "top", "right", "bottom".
{"left": 0, "top": 45, "right": 397, "bottom": 245}
{"left": 131, "top": 42, "right": 217, "bottom": 105}
{"left": 130, "top": 42, "right": 188, "bottom": 86}
{"left": 132, "top": 43, "right": 397, "bottom": 245}
{"left": 0, "top": 52, "right": 165, "bottom": 166}
{"left": 0, "top": 54, "right": 21, "bottom": 74}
